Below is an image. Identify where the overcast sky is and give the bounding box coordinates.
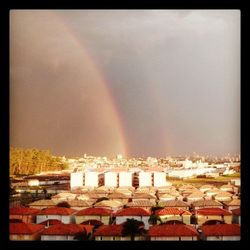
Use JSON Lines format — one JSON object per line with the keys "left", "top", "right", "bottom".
{"left": 10, "top": 10, "right": 240, "bottom": 158}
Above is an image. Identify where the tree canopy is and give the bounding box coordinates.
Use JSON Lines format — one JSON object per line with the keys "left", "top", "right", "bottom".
{"left": 10, "top": 147, "right": 68, "bottom": 175}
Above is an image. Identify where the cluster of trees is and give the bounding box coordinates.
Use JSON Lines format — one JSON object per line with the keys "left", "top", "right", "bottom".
{"left": 10, "top": 147, "right": 68, "bottom": 175}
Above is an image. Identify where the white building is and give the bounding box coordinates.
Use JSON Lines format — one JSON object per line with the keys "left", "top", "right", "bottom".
{"left": 104, "top": 172, "right": 118, "bottom": 187}
{"left": 139, "top": 172, "right": 152, "bottom": 187}
{"left": 153, "top": 172, "right": 170, "bottom": 187}
{"left": 119, "top": 172, "right": 133, "bottom": 187}
{"left": 84, "top": 172, "right": 99, "bottom": 187}
{"left": 70, "top": 172, "right": 83, "bottom": 190}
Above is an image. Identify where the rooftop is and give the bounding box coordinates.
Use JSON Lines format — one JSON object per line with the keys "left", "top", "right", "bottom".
{"left": 196, "top": 208, "right": 232, "bottom": 216}
{"left": 75, "top": 207, "right": 113, "bottom": 216}
{"left": 10, "top": 207, "right": 40, "bottom": 215}
{"left": 202, "top": 224, "right": 240, "bottom": 236}
{"left": 10, "top": 223, "right": 45, "bottom": 235}
{"left": 38, "top": 207, "right": 76, "bottom": 215}
{"left": 148, "top": 224, "right": 198, "bottom": 237}
{"left": 115, "top": 207, "right": 150, "bottom": 216}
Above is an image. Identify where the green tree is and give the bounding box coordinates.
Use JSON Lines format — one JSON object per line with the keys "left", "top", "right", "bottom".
{"left": 122, "top": 218, "right": 146, "bottom": 241}
{"left": 56, "top": 201, "right": 71, "bottom": 208}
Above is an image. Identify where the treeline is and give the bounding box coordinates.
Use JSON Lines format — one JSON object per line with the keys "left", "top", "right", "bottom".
{"left": 10, "top": 147, "right": 68, "bottom": 175}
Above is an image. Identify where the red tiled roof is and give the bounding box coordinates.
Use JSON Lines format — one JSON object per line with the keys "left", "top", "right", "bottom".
{"left": 115, "top": 207, "right": 150, "bottom": 216}
{"left": 196, "top": 208, "right": 232, "bottom": 216}
{"left": 231, "top": 208, "right": 241, "bottom": 216}
{"left": 10, "top": 223, "right": 45, "bottom": 235}
{"left": 42, "top": 224, "right": 94, "bottom": 235}
{"left": 75, "top": 207, "right": 112, "bottom": 216}
{"left": 93, "top": 225, "right": 123, "bottom": 236}
{"left": 10, "top": 207, "right": 40, "bottom": 215}
{"left": 202, "top": 224, "right": 240, "bottom": 236}
{"left": 38, "top": 207, "right": 76, "bottom": 215}
{"left": 148, "top": 224, "right": 198, "bottom": 237}
{"left": 155, "top": 208, "right": 191, "bottom": 216}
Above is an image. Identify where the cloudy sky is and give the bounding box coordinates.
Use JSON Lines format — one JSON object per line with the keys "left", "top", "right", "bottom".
{"left": 10, "top": 10, "right": 240, "bottom": 158}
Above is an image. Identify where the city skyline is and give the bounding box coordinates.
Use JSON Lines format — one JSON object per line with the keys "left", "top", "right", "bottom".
{"left": 10, "top": 10, "right": 240, "bottom": 158}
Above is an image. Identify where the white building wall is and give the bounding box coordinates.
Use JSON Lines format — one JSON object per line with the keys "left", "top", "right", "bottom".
{"left": 36, "top": 215, "right": 62, "bottom": 224}
{"left": 104, "top": 172, "right": 118, "bottom": 187}
{"left": 70, "top": 172, "right": 83, "bottom": 190}
{"left": 139, "top": 172, "right": 152, "bottom": 187}
{"left": 41, "top": 235, "right": 77, "bottom": 241}
{"left": 119, "top": 172, "right": 132, "bottom": 187}
{"left": 153, "top": 172, "right": 169, "bottom": 187}
{"left": 84, "top": 172, "right": 99, "bottom": 187}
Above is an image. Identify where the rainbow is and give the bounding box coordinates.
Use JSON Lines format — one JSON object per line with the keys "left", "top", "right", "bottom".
{"left": 51, "top": 12, "right": 129, "bottom": 157}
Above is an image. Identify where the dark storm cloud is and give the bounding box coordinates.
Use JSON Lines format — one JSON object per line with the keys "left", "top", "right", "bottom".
{"left": 10, "top": 10, "right": 240, "bottom": 157}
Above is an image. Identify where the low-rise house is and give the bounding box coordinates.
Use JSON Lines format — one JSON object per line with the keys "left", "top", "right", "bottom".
{"left": 158, "top": 200, "right": 190, "bottom": 210}
{"left": 191, "top": 200, "right": 223, "bottom": 210}
{"left": 199, "top": 185, "right": 215, "bottom": 193}
{"left": 94, "top": 224, "right": 144, "bottom": 241}
{"left": 10, "top": 207, "right": 40, "bottom": 223}
{"left": 220, "top": 184, "right": 234, "bottom": 193}
{"left": 195, "top": 208, "right": 232, "bottom": 226}
{"left": 41, "top": 224, "right": 94, "bottom": 241}
{"left": 10, "top": 223, "right": 45, "bottom": 241}
{"left": 214, "top": 191, "right": 233, "bottom": 202}
{"left": 108, "top": 192, "right": 131, "bottom": 204}
{"left": 132, "top": 193, "right": 156, "bottom": 203}
{"left": 51, "top": 192, "right": 77, "bottom": 201}
{"left": 201, "top": 224, "right": 240, "bottom": 241}
{"left": 114, "top": 207, "right": 151, "bottom": 229}
{"left": 231, "top": 208, "right": 241, "bottom": 225}
{"left": 76, "top": 194, "right": 91, "bottom": 201}
{"left": 67, "top": 200, "right": 94, "bottom": 210}
{"left": 187, "top": 191, "right": 205, "bottom": 203}
{"left": 158, "top": 193, "right": 176, "bottom": 202}
{"left": 205, "top": 188, "right": 220, "bottom": 198}
{"left": 28, "top": 199, "right": 58, "bottom": 210}
{"left": 75, "top": 207, "right": 113, "bottom": 225}
{"left": 155, "top": 208, "right": 192, "bottom": 225}
{"left": 222, "top": 199, "right": 240, "bottom": 211}
{"left": 126, "top": 200, "right": 156, "bottom": 211}
{"left": 148, "top": 224, "right": 199, "bottom": 241}
{"left": 94, "top": 200, "right": 124, "bottom": 211}
{"left": 36, "top": 207, "right": 77, "bottom": 224}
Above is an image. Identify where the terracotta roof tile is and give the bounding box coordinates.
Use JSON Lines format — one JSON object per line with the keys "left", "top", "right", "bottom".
{"left": 10, "top": 223, "right": 45, "bottom": 235}
{"left": 115, "top": 207, "right": 150, "bottom": 216}
{"left": 10, "top": 207, "right": 40, "bottom": 215}
{"left": 191, "top": 200, "right": 223, "bottom": 207}
{"left": 158, "top": 200, "right": 189, "bottom": 208}
{"left": 196, "top": 208, "right": 232, "bottom": 216}
{"left": 93, "top": 225, "right": 123, "bottom": 236}
{"left": 75, "top": 207, "right": 113, "bottom": 216}
{"left": 38, "top": 207, "right": 76, "bottom": 215}
{"left": 148, "top": 224, "right": 198, "bottom": 237}
{"left": 155, "top": 208, "right": 192, "bottom": 216}
{"left": 202, "top": 224, "right": 240, "bottom": 236}
{"left": 126, "top": 200, "right": 155, "bottom": 207}
{"left": 42, "top": 224, "right": 94, "bottom": 235}
{"left": 231, "top": 208, "right": 241, "bottom": 216}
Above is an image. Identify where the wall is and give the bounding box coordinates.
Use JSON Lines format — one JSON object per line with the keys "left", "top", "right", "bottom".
{"left": 197, "top": 215, "right": 232, "bottom": 226}
{"left": 104, "top": 172, "right": 118, "bottom": 187}
{"left": 70, "top": 172, "right": 83, "bottom": 190}
{"left": 75, "top": 215, "right": 110, "bottom": 225}
{"left": 119, "top": 172, "right": 132, "bottom": 187}
{"left": 139, "top": 172, "right": 152, "bottom": 187}
{"left": 41, "top": 235, "right": 77, "bottom": 241}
